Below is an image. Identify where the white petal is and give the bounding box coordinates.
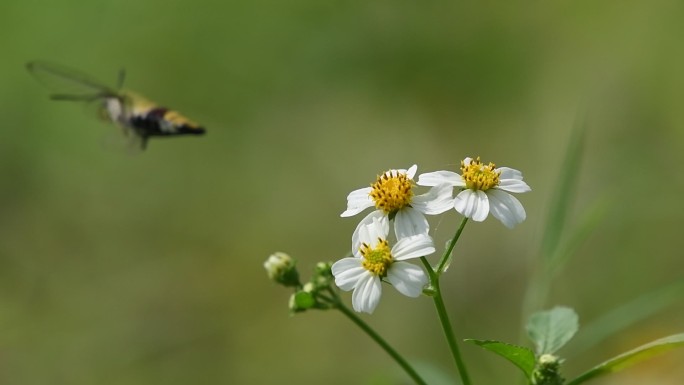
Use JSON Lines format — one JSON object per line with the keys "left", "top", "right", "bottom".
{"left": 417, "top": 170, "right": 464, "bottom": 187}
{"left": 392, "top": 234, "right": 435, "bottom": 261}
{"left": 463, "top": 157, "right": 474, "bottom": 166}
{"left": 406, "top": 164, "right": 418, "bottom": 179}
{"left": 387, "top": 262, "right": 428, "bottom": 297}
{"left": 352, "top": 211, "right": 388, "bottom": 256}
{"left": 341, "top": 187, "right": 374, "bottom": 217}
{"left": 366, "top": 216, "right": 390, "bottom": 246}
{"left": 497, "top": 166, "right": 531, "bottom": 193}
{"left": 412, "top": 183, "right": 455, "bottom": 215}
{"left": 498, "top": 179, "right": 531, "bottom": 193}
{"left": 498, "top": 167, "right": 523, "bottom": 180}
{"left": 352, "top": 274, "right": 382, "bottom": 314}
{"left": 454, "top": 189, "right": 489, "bottom": 222}
{"left": 332, "top": 258, "right": 365, "bottom": 291}
{"left": 383, "top": 167, "right": 408, "bottom": 178}
{"left": 394, "top": 207, "right": 429, "bottom": 239}
{"left": 487, "top": 189, "right": 526, "bottom": 228}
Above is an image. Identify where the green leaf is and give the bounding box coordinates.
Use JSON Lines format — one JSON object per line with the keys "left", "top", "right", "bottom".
{"left": 527, "top": 306, "right": 579, "bottom": 355}
{"left": 567, "top": 333, "right": 684, "bottom": 385}
{"left": 465, "top": 339, "right": 536, "bottom": 379}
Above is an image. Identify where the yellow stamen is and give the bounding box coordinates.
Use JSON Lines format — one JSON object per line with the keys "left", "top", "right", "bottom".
{"left": 369, "top": 170, "right": 414, "bottom": 214}
{"left": 360, "top": 239, "right": 393, "bottom": 277}
{"left": 461, "top": 157, "right": 501, "bottom": 191}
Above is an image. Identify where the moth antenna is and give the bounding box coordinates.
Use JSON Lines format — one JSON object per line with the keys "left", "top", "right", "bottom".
{"left": 50, "top": 93, "right": 101, "bottom": 101}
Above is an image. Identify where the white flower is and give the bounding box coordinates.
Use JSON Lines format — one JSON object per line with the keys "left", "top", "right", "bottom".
{"left": 417, "top": 157, "right": 531, "bottom": 228}
{"left": 341, "top": 165, "right": 453, "bottom": 240}
{"left": 331, "top": 216, "right": 433, "bottom": 314}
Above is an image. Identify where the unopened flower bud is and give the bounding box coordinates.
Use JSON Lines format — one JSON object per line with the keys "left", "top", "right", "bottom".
{"left": 264, "top": 252, "right": 300, "bottom": 287}
{"left": 309, "top": 261, "right": 334, "bottom": 289}
{"left": 289, "top": 291, "right": 315, "bottom": 313}
{"left": 532, "top": 354, "right": 564, "bottom": 385}
{"left": 303, "top": 282, "right": 316, "bottom": 293}
{"left": 538, "top": 354, "right": 560, "bottom": 365}
{"left": 314, "top": 261, "right": 333, "bottom": 276}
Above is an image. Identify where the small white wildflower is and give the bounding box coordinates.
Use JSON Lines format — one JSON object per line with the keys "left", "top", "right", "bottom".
{"left": 331, "top": 216, "right": 433, "bottom": 314}
{"left": 418, "top": 157, "right": 531, "bottom": 228}
{"left": 342, "top": 165, "right": 453, "bottom": 240}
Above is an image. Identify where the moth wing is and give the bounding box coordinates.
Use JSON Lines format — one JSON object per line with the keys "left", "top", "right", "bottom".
{"left": 26, "top": 61, "right": 115, "bottom": 98}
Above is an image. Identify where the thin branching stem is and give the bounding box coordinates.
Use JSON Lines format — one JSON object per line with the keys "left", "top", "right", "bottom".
{"left": 437, "top": 217, "right": 469, "bottom": 274}
{"left": 335, "top": 302, "right": 428, "bottom": 385}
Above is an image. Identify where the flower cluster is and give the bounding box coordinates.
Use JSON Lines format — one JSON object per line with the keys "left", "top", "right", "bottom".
{"left": 264, "top": 155, "right": 684, "bottom": 385}
{"left": 333, "top": 158, "right": 530, "bottom": 313}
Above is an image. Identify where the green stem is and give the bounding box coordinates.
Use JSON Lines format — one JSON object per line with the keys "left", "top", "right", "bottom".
{"left": 437, "top": 217, "right": 469, "bottom": 274}
{"left": 335, "top": 302, "right": 428, "bottom": 385}
{"left": 419, "top": 217, "right": 472, "bottom": 385}
{"left": 433, "top": 288, "right": 471, "bottom": 385}
{"left": 422, "top": 257, "right": 471, "bottom": 385}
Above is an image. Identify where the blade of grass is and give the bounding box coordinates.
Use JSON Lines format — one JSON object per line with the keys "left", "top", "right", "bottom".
{"left": 568, "top": 279, "right": 684, "bottom": 356}
{"left": 521, "top": 113, "right": 587, "bottom": 321}
{"left": 567, "top": 333, "right": 684, "bottom": 385}
{"left": 540, "top": 114, "right": 586, "bottom": 264}
{"left": 549, "top": 196, "right": 609, "bottom": 276}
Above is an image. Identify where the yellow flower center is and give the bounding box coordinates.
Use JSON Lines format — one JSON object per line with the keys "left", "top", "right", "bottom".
{"left": 360, "top": 239, "right": 393, "bottom": 277}
{"left": 461, "top": 157, "right": 501, "bottom": 191}
{"left": 369, "top": 170, "right": 414, "bottom": 214}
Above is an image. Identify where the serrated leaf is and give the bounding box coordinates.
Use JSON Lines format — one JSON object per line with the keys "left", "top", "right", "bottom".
{"left": 465, "top": 339, "right": 536, "bottom": 379}
{"left": 527, "top": 306, "right": 579, "bottom": 355}
{"left": 567, "top": 333, "right": 684, "bottom": 385}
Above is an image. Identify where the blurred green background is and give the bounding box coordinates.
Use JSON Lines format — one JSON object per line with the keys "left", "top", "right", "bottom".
{"left": 1, "top": 0, "right": 683, "bottom": 384}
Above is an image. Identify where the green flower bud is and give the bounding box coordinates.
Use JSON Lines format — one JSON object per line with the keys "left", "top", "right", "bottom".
{"left": 309, "top": 261, "right": 334, "bottom": 290}
{"left": 314, "top": 261, "right": 333, "bottom": 276}
{"left": 531, "top": 354, "right": 564, "bottom": 385}
{"left": 289, "top": 291, "right": 315, "bottom": 313}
